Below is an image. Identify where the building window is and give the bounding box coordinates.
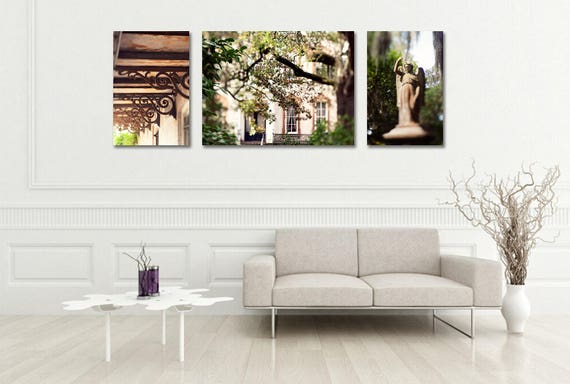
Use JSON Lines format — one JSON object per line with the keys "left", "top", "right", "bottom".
{"left": 286, "top": 106, "right": 298, "bottom": 133}
{"left": 315, "top": 101, "right": 327, "bottom": 127}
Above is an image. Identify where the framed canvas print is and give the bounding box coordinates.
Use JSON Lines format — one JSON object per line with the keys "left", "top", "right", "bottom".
{"left": 113, "top": 31, "right": 190, "bottom": 146}
{"left": 202, "top": 31, "right": 355, "bottom": 146}
{"left": 367, "top": 31, "right": 444, "bottom": 146}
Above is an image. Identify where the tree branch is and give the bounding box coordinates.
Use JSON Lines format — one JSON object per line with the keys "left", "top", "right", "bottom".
{"left": 274, "top": 55, "right": 335, "bottom": 85}
{"left": 238, "top": 48, "right": 271, "bottom": 82}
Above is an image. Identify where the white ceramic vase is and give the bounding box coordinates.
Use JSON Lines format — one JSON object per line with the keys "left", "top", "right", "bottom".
{"left": 501, "top": 284, "right": 531, "bottom": 334}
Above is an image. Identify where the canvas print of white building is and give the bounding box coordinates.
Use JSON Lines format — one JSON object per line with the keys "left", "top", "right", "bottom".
{"left": 202, "top": 31, "right": 355, "bottom": 146}
{"left": 113, "top": 31, "right": 190, "bottom": 146}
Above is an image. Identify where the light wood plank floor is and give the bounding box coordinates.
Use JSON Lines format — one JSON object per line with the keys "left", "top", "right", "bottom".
{"left": 1, "top": 313, "right": 569, "bottom": 384}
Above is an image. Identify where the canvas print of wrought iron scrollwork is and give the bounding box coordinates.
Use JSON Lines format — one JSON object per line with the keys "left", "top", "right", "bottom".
{"left": 113, "top": 31, "right": 190, "bottom": 146}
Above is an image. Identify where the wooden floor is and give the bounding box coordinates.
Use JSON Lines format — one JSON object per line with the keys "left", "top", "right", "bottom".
{"left": 1, "top": 313, "right": 569, "bottom": 384}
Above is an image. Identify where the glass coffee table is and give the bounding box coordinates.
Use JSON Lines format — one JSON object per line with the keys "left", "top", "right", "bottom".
{"left": 62, "top": 286, "right": 233, "bottom": 362}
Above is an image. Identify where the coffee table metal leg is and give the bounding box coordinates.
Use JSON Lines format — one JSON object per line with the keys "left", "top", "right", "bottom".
{"left": 162, "top": 310, "right": 166, "bottom": 345}
{"left": 179, "top": 311, "right": 185, "bottom": 362}
{"left": 105, "top": 312, "right": 111, "bottom": 362}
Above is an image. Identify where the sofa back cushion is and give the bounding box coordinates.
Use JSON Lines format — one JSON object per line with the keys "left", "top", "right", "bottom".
{"left": 357, "top": 228, "right": 440, "bottom": 276}
{"left": 275, "top": 228, "right": 358, "bottom": 276}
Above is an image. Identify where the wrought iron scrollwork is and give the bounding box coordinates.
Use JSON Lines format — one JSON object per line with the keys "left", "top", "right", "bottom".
{"left": 118, "top": 70, "right": 190, "bottom": 99}
{"left": 114, "top": 117, "right": 148, "bottom": 132}
{"left": 113, "top": 106, "right": 154, "bottom": 132}
{"left": 129, "top": 94, "right": 176, "bottom": 117}
{"left": 114, "top": 93, "right": 176, "bottom": 131}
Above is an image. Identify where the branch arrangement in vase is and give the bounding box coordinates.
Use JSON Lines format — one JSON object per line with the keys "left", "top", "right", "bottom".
{"left": 445, "top": 162, "right": 560, "bottom": 285}
{"left": 122, "top": 243, "right": 155, "bottom": 298}
{"left": 122, "top": 243, "right": 152, "bottom": 272}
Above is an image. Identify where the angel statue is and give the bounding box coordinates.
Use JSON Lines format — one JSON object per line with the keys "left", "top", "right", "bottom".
{"left": 383, "top": 57, "right": 428, "bottom": 141}
{"left": 394, "top": 57, "right": 425, "bottom": 126}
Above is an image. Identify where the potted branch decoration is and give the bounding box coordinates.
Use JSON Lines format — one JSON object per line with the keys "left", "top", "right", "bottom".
{"left": 447, "top": 162, "right": 560, "bottom": 333}
{"left": 123, "top": 244, "right": 159, "bottom": 299}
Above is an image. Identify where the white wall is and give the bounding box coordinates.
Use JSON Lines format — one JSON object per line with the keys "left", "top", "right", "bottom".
{"left": 0, "top": 0, "right": 569, "bottom": 314}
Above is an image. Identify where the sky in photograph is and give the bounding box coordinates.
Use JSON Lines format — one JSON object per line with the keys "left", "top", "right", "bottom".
{"left": 409, "top": 32, "right": 436, "bottom": 70}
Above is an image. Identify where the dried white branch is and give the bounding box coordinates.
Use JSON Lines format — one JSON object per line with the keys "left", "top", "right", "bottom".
{"left": 445, "top": 163, "right": 560, "bottom": 285}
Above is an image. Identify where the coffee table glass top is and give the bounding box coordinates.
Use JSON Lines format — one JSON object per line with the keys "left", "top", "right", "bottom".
{"left": 63, "top": 286, "right": 233, "bottom": 311}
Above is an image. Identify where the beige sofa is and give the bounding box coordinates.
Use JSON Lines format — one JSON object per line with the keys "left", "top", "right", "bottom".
{"left": 243, "top": 228, "right": 502, "bottom": 338}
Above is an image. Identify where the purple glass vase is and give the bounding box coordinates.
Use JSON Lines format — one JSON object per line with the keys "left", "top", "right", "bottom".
{"left": 138, "top": 269, "right": 151, "bottom": 299}
{"left": 148, "top": 266, "right": 160, "bottom": 296}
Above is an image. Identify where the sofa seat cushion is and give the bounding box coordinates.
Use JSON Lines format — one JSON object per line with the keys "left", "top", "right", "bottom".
{"left": 272, "top": 273, "right": 373, "bottom": 307}
{"left": 361, "top": 273, "right": 473, "bottom": 307}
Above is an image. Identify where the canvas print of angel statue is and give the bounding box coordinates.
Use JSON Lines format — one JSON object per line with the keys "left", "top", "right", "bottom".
{"left": 367, "top": 31, "right": 444, "bottom": 145}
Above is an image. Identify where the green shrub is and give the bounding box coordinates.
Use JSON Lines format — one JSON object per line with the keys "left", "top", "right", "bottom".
{"left": 309, "top": 116, "right": 354, "bottom": 146}
{"left": 114, "top": 131, "right": 138, "bottom": 146}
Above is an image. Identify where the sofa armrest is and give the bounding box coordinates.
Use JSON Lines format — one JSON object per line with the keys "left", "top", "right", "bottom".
{"left": 441, "top": 255, "right": 503, "bottom": 307}
{"left": 243, "top": 255, "right": 276, "bottom": 307}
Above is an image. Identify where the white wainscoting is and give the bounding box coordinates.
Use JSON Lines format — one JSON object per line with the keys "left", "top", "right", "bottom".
{"left": 0, "top": 207, "right": 568, "bottom": 314}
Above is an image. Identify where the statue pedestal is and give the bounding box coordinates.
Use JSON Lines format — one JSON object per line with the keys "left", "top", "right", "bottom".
{"left": 382, "top": 124, "right": 432, "bottom": 145}
{"left": 383, "top": 124, "right": 428, "bottom": 141}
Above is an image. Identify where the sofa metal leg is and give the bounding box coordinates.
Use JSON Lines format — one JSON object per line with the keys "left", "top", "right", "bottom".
{"left": 271, "top": 308, "right": 276, "bottom": 339}
{"left": 432, "top": 309, "right": 436, "bottom": 332}
{"left": 433, "top": 308, "right": 474, "bottom": 338}
{"left": 470, "top": 308, "right": 475, "bottom": 338}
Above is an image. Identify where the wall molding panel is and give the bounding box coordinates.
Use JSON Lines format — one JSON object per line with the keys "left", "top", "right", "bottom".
{"left": 208, "top": 243, "right": 275, "bottom": 287}
{"left": 1, "top": 205, "right": 568, "bottom": 229}
{"left": 527, "top": 244, "right": 570, "bottom": 286}
{"left": 8, "top": 243, "right": 94, "bottom": 287}
{"left": 27, "top": 0, "right": 456, "bottom": 191}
